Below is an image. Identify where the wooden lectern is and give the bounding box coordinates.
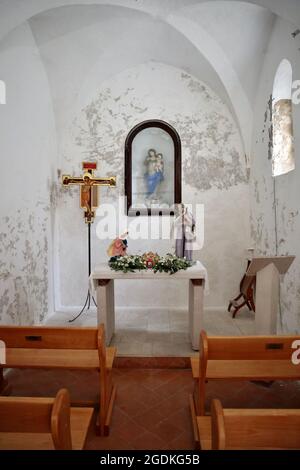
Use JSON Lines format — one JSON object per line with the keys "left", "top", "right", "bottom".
{"left": 246, "top": 256, "right": 295, "bottom": 334}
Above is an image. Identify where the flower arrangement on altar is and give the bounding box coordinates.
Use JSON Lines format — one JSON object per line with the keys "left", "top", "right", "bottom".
{"left": 141, "top": 252, "right": 160, "bottom": 269}
{"left": 107, "top": 233, "right": 193, "bottom": 274}
{"left": 108, "top": 252, "right": 193, "bottom": 275}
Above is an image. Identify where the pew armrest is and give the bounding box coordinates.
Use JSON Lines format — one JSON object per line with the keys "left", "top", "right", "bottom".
{"left": 197, "top": 416, "right": 212, "bottom": 450}
{"left": 106, "top": 347, "right": 117, "bottom": 370}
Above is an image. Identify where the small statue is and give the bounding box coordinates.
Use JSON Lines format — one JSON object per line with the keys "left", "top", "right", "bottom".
{"left": 171, "top": 204, "right": 196, "bottom": 261}
{"left": 107, "top": 231, "right": 128, "bottom": 257}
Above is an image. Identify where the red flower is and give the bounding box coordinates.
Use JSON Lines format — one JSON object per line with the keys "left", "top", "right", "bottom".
{"left": 146, "top": 259, "right": 154, "bottom": 268}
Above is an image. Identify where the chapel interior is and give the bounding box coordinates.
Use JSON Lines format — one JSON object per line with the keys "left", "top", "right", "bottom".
{"left": 0, "top": 0, "right": 300, "bottom": 452}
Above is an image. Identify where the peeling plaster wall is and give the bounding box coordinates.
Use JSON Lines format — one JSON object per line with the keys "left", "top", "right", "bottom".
{"left": 250, "top": 17, "right": 300, "bottom": 332}
{"left": 57, "top": 63, "right": 250, "bottom": 310}
{"left": 0, "top": 22, "right": 57, "bottom": 324}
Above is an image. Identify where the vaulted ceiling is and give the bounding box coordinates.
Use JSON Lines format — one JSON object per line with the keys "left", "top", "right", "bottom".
{"left": 1, "top": 0, "right": 299, "bottom": 154}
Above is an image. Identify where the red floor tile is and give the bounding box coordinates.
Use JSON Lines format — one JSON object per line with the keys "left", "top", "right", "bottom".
{"left": 131, "top": 430, "right": 168, "bottom": 450}
{"left": 151, "top": 418, "right": 183, "bottom": 443}
{"left": 133, "top": 406, "right": 166, "bottom": 429}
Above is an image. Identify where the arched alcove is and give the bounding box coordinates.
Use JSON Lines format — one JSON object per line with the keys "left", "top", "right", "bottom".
{"left": 272, "top": 59, "right": 295, "bottom": 177}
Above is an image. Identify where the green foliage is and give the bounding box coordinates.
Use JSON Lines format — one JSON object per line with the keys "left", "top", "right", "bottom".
{"left": 108, "top": 253, "right": 193, "bottom": 275}
{"left": 108, "top": 255, "right": 147, "bottom": 273}
{"left": 153, "top": 254, "right": 193, "bottom": 274}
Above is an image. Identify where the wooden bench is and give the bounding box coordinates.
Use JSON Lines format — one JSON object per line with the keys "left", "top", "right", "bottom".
{"left": 0, "top": 388, "right": 93, "bottom": 450}
{"left": 190, "top": 330, "right": 300, "bottom": 435}
{"left": 0, "top": 324, "right": 116, "bottom": 435}
{"left": 197, "top": 399, "right": 300, "bottom": 449}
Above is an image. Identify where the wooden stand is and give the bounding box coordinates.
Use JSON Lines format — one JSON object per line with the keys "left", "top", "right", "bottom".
{"left": 246, "top": 256, "right": 295, "bottom": 334}
{"left": 228, "top": 259, "right": 256, "bottom": 318}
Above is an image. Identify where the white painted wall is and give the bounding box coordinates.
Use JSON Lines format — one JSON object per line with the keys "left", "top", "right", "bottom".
{"left": 0, "top": 22, "right": 57, "bottom": 324}
{"left": 250, "top": 16, "right": 300, "bottom": 332}
{"left": 28, "top": 4, "right": 231, "bottom": 131}
{"left": 0, "top": 1, "right": 283, "bottom": 161}
{"left": 178, "top": 2, "right": 275, "bottom": 105}
{"left": 5, "top": 1, "right": 300, "bottom": 324}
{"left": 56, "top": 63, "right": 250, "bottom": 310}
{"left": 1, "top": 1, "right": 300, "bottom": 45}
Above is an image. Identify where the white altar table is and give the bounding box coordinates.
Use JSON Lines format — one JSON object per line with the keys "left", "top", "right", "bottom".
{"left": 91, "top": 261, "right": 207, "bottom": 351}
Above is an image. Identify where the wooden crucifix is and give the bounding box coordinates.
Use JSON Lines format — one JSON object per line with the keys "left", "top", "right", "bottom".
{"left": 62, "top": 162, "right": 116, "bottom": 223}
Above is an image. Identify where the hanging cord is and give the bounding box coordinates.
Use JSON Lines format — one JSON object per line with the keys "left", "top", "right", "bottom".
{"left": 273, "top": 177, "right": 283, "bottom": 331}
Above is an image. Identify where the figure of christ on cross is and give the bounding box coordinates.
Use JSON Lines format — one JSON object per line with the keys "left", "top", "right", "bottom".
{"left": 62, "top": 162, "right": 116, "bottom": 223}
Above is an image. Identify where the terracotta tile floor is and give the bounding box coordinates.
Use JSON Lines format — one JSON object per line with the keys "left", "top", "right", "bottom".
{"left": 5, "top": 367, "right": 300, "bottom": 450}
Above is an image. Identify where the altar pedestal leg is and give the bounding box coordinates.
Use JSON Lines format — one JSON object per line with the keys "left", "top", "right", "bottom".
{"left": 189, "top": 279, "right": 204, "bottom": 350}
{"left": 97, "top": 279, "right": 115, "bottom": 346}
{"left": 255, "top": 263, "right": 279, "bottom": 334}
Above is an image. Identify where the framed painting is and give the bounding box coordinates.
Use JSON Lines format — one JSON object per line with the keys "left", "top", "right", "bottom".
{"left": 125, "top": 119, "right": 182, "bottom": 216}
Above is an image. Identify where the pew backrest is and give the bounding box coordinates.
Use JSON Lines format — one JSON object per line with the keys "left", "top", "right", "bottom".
{"left": 199, "top": 330, "right": 300, "bottom": 375}
{"left": 0, "top": 325, "right": 99, "bottom": 349}
{"left": 0, "top": 324, "right": 107, "bottom": 369}
{"left": 0, "top": 388, "right": 72, "bottom": 450}
{"left": 211, "top": 399, "right": 300, "bottom": 450}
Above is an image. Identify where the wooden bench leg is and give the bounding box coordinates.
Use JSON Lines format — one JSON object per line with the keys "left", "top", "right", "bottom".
{"left": 189, "top": 393, "right": 199, "bottom": 444}
{"left": 104, "top": 384, "right": 117, "bottom": 435}
{"left": 199, "top": 378, "right": 206, "bottom": 416}
{"left": 192, "top": 377, "right": 206, "bottom": 417}
{"left": 193, "top": 377, "right": 206, "bottom": 415}
{"left": 96, "top": 384, "right": 117, "bottom": 436}
{"left": 192, "top": 378, "right": 199, "bottom": 414}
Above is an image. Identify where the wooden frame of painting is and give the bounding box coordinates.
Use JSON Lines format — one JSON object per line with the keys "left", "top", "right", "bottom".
{"left": 125, "top": 119, "right": 182, "bottom": 216}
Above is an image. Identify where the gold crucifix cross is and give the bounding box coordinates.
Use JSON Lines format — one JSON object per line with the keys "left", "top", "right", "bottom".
{"left": 62, "top": 162, "right": 116, "bottom": 223}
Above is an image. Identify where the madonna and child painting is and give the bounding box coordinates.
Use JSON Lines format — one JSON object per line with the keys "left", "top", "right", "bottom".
{"left": 144, "top": 148, "right": 165, "bottom": 203}
{"left": 125, "top": 120, "right": 181, "bottom": 215}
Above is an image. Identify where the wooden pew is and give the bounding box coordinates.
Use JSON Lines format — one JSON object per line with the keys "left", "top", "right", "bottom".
{"left": 0, "top": 388, "right": 93, "bottom": 450}
{"left": 0, "top": 324, "right": 116, "bottom": 435}
{"left": 190, "top": 330, "right": 300, "bottom": 434}
{"left": 197, "top": 399, "right": 300, "bottom": 449}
